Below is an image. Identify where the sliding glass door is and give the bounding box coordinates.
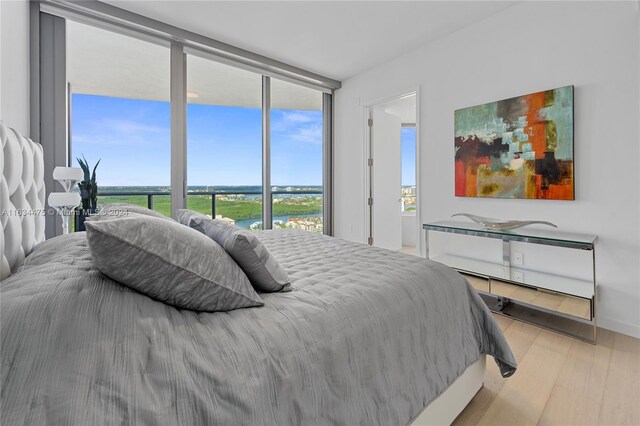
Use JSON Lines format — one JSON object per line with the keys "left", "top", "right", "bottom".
{"left": 68, "top": 21, "right": 172, "bottom": 216}
{"left": 186, "top": 54, "right": 263, "bottom": 228}
{"left": 270, "top": 79, "right": 324, "bottom": 233}
{"left": 185, "top": 55, "right": 326, "bottom": 232}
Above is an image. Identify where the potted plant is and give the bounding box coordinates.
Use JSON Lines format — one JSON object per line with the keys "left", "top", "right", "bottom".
{"left": 75, "top": 156, "right": 100, "bottom": 232}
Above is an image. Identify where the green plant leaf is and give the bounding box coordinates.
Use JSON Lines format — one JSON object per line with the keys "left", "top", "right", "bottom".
{"left": 91, "top": 159, "right": 101, "bottom": 183}
{"left": 77, "top": 156, "right": 90, "bottom": 182}
{"left": 77, "top": 156, "right": 100, "bottom": 210}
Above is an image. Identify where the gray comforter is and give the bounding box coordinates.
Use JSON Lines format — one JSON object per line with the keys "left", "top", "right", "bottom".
{"left": 1, "top": 230, "right": 516, "bottom": 425}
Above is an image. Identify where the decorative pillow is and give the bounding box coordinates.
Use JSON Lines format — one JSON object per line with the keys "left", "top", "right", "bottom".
{"left": 85, "top": 215, "right": 263, "bottom": 312}
{"left": 177, "top": 209, "right": 291, "bottom": 293}
{"left": 176, "top": 209, "right": 206, "bottom": 228}
{"left": 88, "top": 203, "right": 174, "bottom": 222}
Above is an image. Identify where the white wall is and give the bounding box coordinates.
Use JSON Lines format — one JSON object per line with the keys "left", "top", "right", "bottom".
{"left": 0, "top": 0, "right": 30, "bottom": 135}
{"left": 334, "top": 1, "right": 640, "bottom": 337}
{"left": 402, "top": 214, "right": 416, "bottom": 247}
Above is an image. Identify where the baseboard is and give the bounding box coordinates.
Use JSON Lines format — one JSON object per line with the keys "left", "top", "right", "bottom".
{"left": 597, "top": 315, "right": 640, "bottom": 339}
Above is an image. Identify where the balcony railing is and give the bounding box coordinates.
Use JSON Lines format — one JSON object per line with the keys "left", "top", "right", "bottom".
{"left": 98, "top": 190, "right": 323, "bottom": 220}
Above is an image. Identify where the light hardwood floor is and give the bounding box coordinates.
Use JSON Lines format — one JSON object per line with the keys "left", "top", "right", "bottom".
{"left": 397, "top": 247, "right": 639, "bottom": 424}
{"left": 452, "top": 315, "right": 640, "bottom": 426}
{"left": 400, "top": 246, "right": 417, "bottom": 255}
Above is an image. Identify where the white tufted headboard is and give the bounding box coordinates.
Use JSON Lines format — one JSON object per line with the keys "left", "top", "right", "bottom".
{"left": 1, "top": 121, "right": 46, "bottom": 280}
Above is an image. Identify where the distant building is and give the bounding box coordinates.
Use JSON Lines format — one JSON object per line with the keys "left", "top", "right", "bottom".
{"left": 287, "top": 217, "right": 323, "bottom": 233}
{"left": 401, "top": 186, "right": 416, "bottom": 196}
{"left": 215, "top": 214, "right": 235, "bottom": 224}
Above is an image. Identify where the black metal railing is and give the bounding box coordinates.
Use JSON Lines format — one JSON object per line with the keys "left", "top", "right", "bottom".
{"left": 98, "top": 190, "right": 323, "bottom": 219}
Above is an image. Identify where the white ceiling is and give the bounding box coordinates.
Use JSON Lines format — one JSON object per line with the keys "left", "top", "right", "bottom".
{"left": 103, "top": 1, "right": 516, "bottom": 81}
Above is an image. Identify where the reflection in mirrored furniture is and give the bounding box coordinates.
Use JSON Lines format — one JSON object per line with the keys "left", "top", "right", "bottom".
{"left": 424, "top": 221, "right": 597, "bottom": 343}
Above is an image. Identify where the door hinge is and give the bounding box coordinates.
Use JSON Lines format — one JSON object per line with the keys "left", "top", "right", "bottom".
{"left": 368, "top": 118, "right": 373, "bottom": 127}
{"left": 368, "top": 237, "right": 374, "bottom": 245}
{"left": 368, "top": 197, "right": 373, "bottom": 206}
{"left": 368, "top": 158, "right": 373, "bottom": 167}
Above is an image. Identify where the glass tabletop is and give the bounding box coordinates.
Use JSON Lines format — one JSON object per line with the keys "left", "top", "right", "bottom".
{"left": 423, "top": 220, "right": 597, "bottom": 249}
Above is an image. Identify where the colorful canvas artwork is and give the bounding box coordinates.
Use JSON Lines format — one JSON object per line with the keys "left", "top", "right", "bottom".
{"left": 454, "top": 86, "right": 574, "bottom": 200}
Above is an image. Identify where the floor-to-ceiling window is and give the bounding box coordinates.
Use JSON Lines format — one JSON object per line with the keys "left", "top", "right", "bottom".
{"left": 270, "top": 78, "right": 324, "bottom": 233}
{"left": 59, "top": 15, "right": 332, "bottom": 234}
{"left": 186, "top": 54, "right": 263, "bottom": 228}
{"left": 68, "top": 21, "right": 172, "bottom": 216}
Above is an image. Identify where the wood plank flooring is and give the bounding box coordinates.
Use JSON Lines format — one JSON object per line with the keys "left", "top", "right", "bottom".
{"left": 452, "top": 316, "right": 640, "bottom": 426}
{"left": 397, "top": 247, "right": 638, "bottom": 424}
{"left": 400, "top": 246, "right": 417, "bottom": 255}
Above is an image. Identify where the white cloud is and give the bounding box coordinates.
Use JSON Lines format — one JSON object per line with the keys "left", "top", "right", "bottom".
{"left": 281, "top": 111, "right": 316, "bottom": 124}
{"left": 272, "top": 110, "right": 322, "bottom": 145}
{"left": 100, "top": 118, "right": 167, "bottom": 135}
{"left": 72, "top": 118, "right": 169, "bottom": 147}
{"left": 291, "top": 125, "right": 322, "bottom": 144}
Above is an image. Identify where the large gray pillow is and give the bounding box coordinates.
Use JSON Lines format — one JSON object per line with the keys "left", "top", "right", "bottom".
{"left": 89, "top": 203, "right": 174, "bottom": 222}
{"left": 177, "top": 209, "right": 291, "bottom": 293}
{"left": 85, "top": 215, "right": 263, "bottom": 312}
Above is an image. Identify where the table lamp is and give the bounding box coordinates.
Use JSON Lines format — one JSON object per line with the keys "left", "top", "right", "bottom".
{"left": 48, "top": 192, "right": 81, "bottom": 235}
{"left": 49, "top": 166, "right": 83, "bottom": 234}
{"left": 53, "top": 167, "right": 84, "bottom": 192}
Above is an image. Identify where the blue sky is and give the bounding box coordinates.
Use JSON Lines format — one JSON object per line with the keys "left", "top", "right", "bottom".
{"left": 71, "top": 94, "right": 323, "bottom": 187}
{"left": 402, "top": 127, "right": 416, "bottom": 186}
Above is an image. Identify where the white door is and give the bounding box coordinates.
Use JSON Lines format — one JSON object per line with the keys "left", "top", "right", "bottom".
{"left": 370, "top": 108, "right": 402, "bottom": 250}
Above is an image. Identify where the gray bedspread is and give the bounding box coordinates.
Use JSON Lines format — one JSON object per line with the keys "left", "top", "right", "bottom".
{"left": 1, "top": 230, "right": 516, "bottom": 425}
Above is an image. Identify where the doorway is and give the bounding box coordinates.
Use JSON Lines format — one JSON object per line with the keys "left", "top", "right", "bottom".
{"left": 364, "top": 91, "right": 419, "bottom": 254}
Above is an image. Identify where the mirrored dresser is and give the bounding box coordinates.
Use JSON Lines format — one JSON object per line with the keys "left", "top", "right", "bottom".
{"left": 423, "top": 221, "right": 597, "bottom": 343}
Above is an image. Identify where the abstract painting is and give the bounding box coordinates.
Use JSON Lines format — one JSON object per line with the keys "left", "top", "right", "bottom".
{"left": 454, "top": 86, "right": 574, "bottom": 200}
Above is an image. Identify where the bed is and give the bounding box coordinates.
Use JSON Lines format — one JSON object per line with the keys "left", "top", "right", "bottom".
{"left": 0, "top": 121, "right": 516, "bottom": 425}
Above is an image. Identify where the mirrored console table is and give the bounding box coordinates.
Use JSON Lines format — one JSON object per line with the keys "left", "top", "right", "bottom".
{"left": 423, "top": 221, "right": 597, "bottom": 343}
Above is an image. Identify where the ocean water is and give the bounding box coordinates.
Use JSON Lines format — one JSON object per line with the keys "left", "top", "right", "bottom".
{"left": 235, "top": 213, "right": 322, "bottom": 229}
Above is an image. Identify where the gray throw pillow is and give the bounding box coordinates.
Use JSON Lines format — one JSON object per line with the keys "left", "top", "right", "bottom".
{"left": 88, "top": 203, "right": 174, "bottom": 222}
{"left": 177, "top": 209, "right": 291, "bottom": 293}
{"left": 85, "top": 215, "right": 263, "bottom": 312}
